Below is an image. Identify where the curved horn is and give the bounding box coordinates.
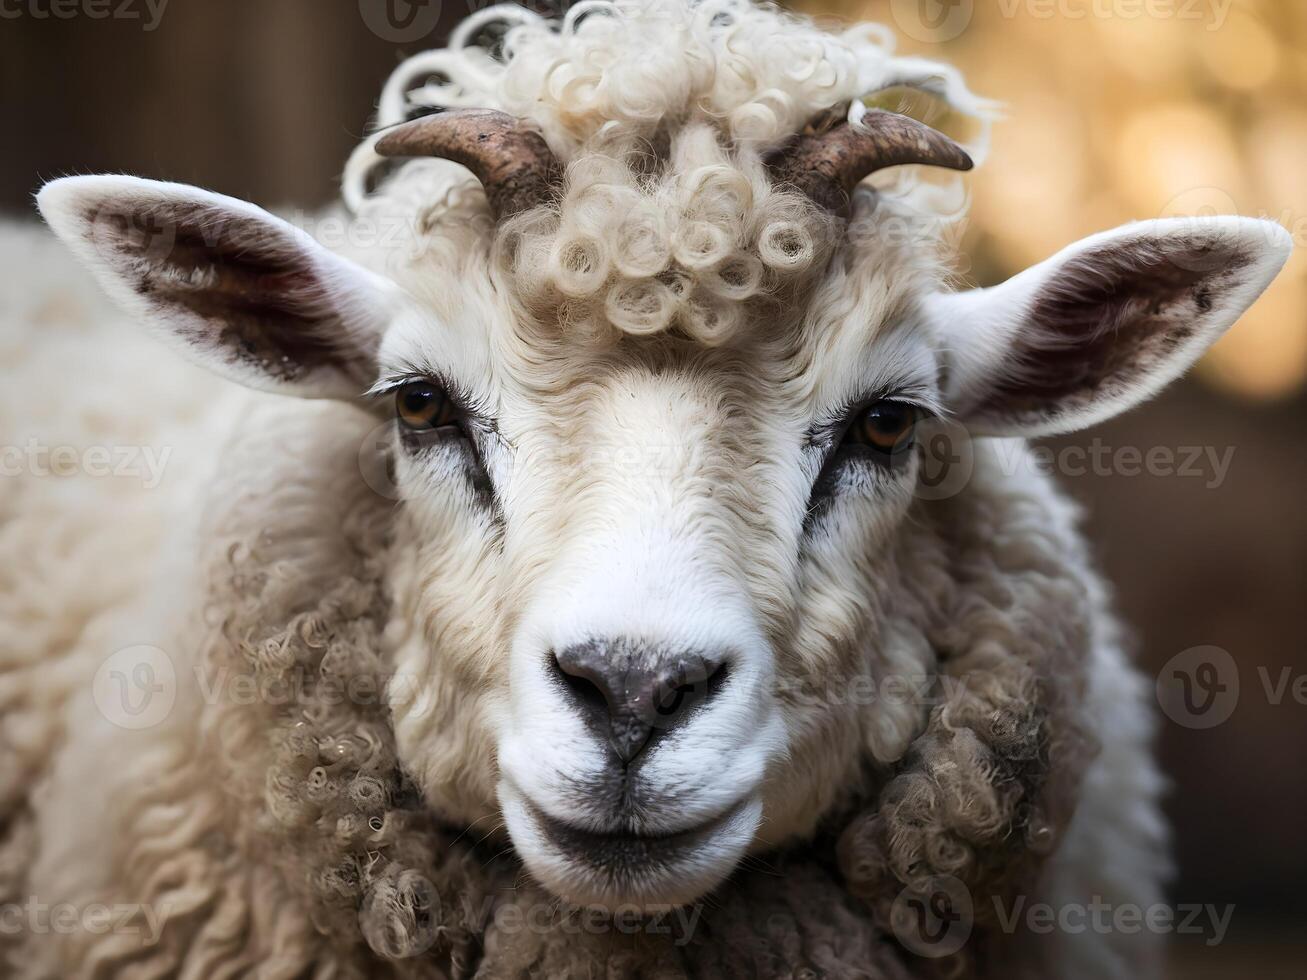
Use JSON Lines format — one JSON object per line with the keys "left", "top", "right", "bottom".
{"left": 374, "top": 108, "right": 561, "bottom": 221}
{"left": 768, "top": 109, "right": 973, "bottom": 215}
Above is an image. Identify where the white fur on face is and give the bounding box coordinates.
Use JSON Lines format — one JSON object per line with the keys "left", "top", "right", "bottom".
{"left": 375, "top": 216, "right": 948, "bottom": 909}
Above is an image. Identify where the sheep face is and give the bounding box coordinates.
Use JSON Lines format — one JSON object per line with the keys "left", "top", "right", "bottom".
{"left": 37, "top": 172, "right": 1290, "bottom": 912}
{"left": 378, "top": 261, "right": 939, "bottom": 910}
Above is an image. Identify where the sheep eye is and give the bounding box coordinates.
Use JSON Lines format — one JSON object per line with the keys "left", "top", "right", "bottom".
{"left": 396, "top": 381, "right": 458, "bottom": 431}
{"left": 844, "top": 400, "right": 918, "bottom": 455}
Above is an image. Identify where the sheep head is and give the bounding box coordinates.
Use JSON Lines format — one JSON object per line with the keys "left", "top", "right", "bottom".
{"left": 33, "top": 0, "right": 1292, "bottom": 923}
{"left": 38, "top": 166, "right": 1289, "bottom": 915}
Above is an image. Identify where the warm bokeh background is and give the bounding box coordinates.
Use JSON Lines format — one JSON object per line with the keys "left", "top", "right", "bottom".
{"left": 2, "top": 1, "right": 1303, "bottom": 975}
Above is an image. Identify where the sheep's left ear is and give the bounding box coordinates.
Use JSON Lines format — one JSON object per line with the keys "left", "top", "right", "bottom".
{"left": 928, "top": 217, "right": 1293, "bottom": 437}
{"left": 37, "top": 175, "right": 398, "bottom": 400}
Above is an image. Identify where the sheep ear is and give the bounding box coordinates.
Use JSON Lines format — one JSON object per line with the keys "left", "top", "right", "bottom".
{"left": 37, "top": 175, "right": 397, "bottom": 399}
{"left": 928, "top": 217, "right": 1292, "bottom": 438}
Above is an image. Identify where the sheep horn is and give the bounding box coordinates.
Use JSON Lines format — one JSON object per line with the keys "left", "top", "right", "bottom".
{"left": 374, "top": 108, "right": 561, "bottom": 221}
{"left": 768, "top": 109, "right": 973, "bottom": 215}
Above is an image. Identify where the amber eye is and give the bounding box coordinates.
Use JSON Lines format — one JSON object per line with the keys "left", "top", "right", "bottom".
{"left": 395, "top": 381, "right": 458, "bottom": 431}
{"left": 844, "top": 400, "right": 919, "bottom": 454}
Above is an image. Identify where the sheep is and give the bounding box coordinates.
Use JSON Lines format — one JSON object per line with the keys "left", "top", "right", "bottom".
{"left": 2, "top": 0, "right": 1290, "bottom": 976}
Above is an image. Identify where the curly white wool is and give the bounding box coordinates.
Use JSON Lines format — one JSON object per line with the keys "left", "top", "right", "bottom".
{"left": 341, "top": 0, "right": 993, "bottom": 346}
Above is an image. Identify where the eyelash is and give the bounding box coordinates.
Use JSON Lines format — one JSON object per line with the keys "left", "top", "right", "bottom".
{"left": 801, "top": 396, "right": 931, "bottom": 529}
{"left": 813, "top": 395, "right": 931, "bottom": 456}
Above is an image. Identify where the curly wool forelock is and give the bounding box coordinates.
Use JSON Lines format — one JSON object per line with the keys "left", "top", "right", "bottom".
{"left": 342, "top": 0, "right": 993, "bottom": 345}
{"left": 498, "top": 121, "right": 837, "bottom": 346}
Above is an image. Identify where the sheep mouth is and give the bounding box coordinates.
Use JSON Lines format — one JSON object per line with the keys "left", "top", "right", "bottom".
{"left": 531, "top": 798, "right": 747, "bottom": 867}
{"left": 499, "top": 784, "right": 762, "bottom": 909}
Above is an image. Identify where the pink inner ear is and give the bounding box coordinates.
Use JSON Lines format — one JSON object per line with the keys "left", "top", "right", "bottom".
{"left": 975, "top": 236, "right": 1253, "bottom": 429}
{"left": 86, "top": 200, "right": 355, "bottom": 386}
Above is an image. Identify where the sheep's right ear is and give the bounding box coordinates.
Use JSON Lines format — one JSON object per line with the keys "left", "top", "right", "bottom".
{"left": 925, "top": 217, "right": 1292, "bottom": 437}
{"left": 38, "top": 175, "right": 398, "bottom": 400}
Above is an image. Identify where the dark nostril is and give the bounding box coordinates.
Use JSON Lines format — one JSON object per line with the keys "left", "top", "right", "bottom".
{"left": 550, "top": 642, "right": 731, "bottom": 765}
{"left": 651, "top": 660, "right": 729, "bottom": 722}
{"left": 552, "top": 652, "right": 610, "bottom": 719}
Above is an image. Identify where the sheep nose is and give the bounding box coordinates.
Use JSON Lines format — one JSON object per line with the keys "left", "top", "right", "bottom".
{"left": 551, "top": 641, "right": 729, "bottom": 764}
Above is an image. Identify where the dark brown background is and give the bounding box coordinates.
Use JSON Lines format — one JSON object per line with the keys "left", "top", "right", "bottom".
{"left": 2, "top": 1, "right": 1303, "bottom": 974}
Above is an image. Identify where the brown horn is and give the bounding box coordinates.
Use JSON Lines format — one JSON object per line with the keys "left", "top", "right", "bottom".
{"left": 767, "top": 109, "right": 973, "bottom": 216}
{"left": 374, "top": 108, "right": 561, "bottom": 221}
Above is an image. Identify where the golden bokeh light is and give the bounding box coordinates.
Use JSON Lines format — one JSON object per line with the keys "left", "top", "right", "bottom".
{"left": 795, "top": 0, "right": 1307, "bottom": 401}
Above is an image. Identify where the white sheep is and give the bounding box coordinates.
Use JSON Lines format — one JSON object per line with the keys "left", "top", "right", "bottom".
{"left": 2, "top": 1, "right": 1289, "bottom": 977}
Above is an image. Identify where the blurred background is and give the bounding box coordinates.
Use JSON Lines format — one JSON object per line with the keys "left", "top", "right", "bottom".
{"left": 2, "top": 1, "right": 1303, "bottom": 975}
